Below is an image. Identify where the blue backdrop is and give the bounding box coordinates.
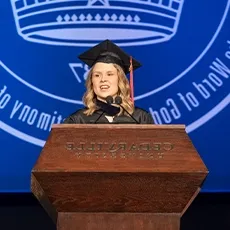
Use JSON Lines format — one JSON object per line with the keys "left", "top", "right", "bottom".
{"left": 0, "top": 0, "right": 229, "bottom": 192}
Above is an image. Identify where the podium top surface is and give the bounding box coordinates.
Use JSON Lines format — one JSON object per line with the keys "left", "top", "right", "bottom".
{"left": 52, "top": 124, "right": 186, "bottom": 129}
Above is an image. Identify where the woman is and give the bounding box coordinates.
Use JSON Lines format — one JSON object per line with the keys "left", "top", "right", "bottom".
{"left": 63, "top": 40, "right": 154, "bottom": 124}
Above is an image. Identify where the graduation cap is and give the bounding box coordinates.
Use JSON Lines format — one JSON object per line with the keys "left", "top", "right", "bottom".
{"left": 78, "top": 39, "right": 142, "bottom": 103}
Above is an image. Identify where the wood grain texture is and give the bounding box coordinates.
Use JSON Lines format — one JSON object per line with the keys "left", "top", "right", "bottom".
{"left": 33, "top": 124, "right": 208, "bottom": 173}
{"left": 31, "top": 174, "right": 57, "bottom": 223}
{"left": 31, "top": 124, "right": 208, "bottom": 229}
{"left": 32, "top": 172, "right": 206, "bottom": 213}
{"left": 57, "top": 212, "right": 180, "bottom": 230}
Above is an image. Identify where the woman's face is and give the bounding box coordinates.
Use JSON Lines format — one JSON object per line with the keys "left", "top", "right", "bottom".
{"left": 91, "top": 62, "right": 119, "bottom": 101}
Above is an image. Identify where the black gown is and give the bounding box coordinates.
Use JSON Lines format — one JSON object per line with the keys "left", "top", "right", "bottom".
{"left": 63, "top": 99, "right": 154, "bottom": 124}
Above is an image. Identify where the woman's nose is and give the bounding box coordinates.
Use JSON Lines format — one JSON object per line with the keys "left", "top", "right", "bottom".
{"left": 100, "top": 74, "right": 107, "bottom": 82}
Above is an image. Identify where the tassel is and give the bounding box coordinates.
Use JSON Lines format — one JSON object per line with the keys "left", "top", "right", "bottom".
{"left": 129, "top": 56, "right": 134, "bottom": 104}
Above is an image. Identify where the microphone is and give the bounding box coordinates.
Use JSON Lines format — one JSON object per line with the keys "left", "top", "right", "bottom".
{"left": 105, "top": 95, "right": 113, "bottom": 105}
{"left": 114, "top": 96, "right": 140, "bottom": 124}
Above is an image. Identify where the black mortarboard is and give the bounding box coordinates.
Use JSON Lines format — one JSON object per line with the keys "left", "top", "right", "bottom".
{"left": 78, "top": 39, "right": 141, "bottom": 75}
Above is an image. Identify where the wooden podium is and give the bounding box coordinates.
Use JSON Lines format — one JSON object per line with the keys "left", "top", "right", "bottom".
{"left": 31, "top": 124, "right": 208, "bottom": 230}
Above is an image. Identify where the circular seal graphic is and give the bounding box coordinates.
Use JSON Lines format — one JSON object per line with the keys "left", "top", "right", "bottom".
{"left": 0, "top": 0, "right": 230, "bottom": 146}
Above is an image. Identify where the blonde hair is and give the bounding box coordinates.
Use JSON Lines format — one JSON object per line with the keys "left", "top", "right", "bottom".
{"left": 83, "top": 63, "right": 134, "bottom": 116}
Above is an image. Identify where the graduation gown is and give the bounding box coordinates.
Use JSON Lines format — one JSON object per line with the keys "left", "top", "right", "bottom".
{"left": 63, "top": 99, "right": 154, "bottom": 124}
